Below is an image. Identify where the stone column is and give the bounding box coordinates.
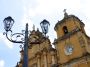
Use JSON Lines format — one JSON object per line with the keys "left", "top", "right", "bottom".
{"left": 52, "top": 55, "right": 55, "bottom": 64}
{"left": 43, "top": 52, "right": 48, "bottom": 67}
{"left": 51, "top": 51, "right": 56, "bottom": 64}
{"left": 37, "top": 54, "right": 41, "bottom": 67}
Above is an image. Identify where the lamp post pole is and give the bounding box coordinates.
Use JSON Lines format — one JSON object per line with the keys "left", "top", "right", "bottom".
{"left": 23, "top": 23, "right": 28, "bottom": 67}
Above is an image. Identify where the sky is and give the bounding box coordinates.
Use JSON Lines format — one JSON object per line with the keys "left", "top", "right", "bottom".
{"left": 0, "top": 0, "right": 90, "bottom": 67}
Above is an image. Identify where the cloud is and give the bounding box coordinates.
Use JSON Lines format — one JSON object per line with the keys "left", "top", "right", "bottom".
{"left": 21, "top": 11, "right": 34, "bottom": 30}
{"left": 21, "top": 0, "right": 34, "bottom": 30}
{"left": 0, "top": 60, "right": 5, "bottom": 67}
{"left": 21, "top": 0, "right": 90, "bottom": 36}
{"left": 32, "top": 0, "right": 81, "bottom": 15}
{"left": 20, "top": 0, "right": 90, "bottom": 41}
{"left": 21, "top": 0, "right": 83, "bottom": 19}
{"left": 0, "top": 33, "right": 13, "bottom": 49}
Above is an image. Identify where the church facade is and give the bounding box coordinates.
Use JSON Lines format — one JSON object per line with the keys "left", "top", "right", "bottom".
{"left": 16, "top": 11, "right": 90, "bottom": 67}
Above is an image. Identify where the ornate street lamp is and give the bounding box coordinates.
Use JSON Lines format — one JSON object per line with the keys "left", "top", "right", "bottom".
{"left": 40, "top": 19, "right": 50, "bottom": 36}
{"left": 3, "top": 16, "right": 28, "bottom": 67}
{"left": 3, "top": 16, "right": 50, "bottom": 67}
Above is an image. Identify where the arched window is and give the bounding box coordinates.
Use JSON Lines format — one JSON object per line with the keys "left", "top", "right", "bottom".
{"left": 63, "top": 26, "right": 68, "bottom": 34}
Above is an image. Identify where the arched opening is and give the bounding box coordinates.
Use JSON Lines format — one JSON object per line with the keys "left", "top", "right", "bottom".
{"left": 63, "top": 26, "right": 68, "bottom": 34}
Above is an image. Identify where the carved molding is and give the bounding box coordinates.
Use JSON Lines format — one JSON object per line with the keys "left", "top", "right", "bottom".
{"left": 53, "top": 27, "right": 81, "bottom": 44}
{"left": 60, "top": 53, "right": 90, "bottom": 66}
{"left": 54, "top": 15, "right": 84, "bottom": 31}
{"left": 79, "top": 36, "right": 85, "bottom": 47}
{"left": 30, "top": 63, "right": 37, "bottom": 67}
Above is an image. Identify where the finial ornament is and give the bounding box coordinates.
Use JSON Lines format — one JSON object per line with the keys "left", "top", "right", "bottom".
{"left": 63, "top": 9, "right": 68, "bottom": 18}
{"left": 37, "top": 28, "right": 39, "bottom": 31}
{"left": 63, "top": 9, "right": 66, "bottom": 13}
{"left": 33, "top": 24, "right": 35, "bottom": 30}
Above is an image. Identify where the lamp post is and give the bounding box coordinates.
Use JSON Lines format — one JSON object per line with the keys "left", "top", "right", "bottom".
{"left": 3, "top": 16, "right": 50, "bottom": 67}
{"left": 3, "top": 16, "right": 28, "bottom": 67}
{"left": 40, "top": 19, "right": 50, "bottom": 37}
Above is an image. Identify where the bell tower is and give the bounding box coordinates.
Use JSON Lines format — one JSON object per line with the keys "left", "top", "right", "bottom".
{"left": 54, "top": 10, "right": 90, "bottom": 67}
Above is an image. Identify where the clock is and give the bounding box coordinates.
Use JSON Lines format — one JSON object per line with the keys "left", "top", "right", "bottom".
{"left": 64, "top": 45, "right": 73, "bottom": 55}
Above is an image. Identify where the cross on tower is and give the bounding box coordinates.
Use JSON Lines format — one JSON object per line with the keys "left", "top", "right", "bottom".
{"left": 63, "top": 9, "right": 68, "bottom": 18}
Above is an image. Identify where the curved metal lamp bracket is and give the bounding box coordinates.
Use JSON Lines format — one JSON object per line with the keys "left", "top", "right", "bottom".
{"left": 4, "top": 31, "right": 25, "bottom": 43}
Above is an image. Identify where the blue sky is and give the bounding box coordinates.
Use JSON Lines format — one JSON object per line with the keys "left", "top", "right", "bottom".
{"left": 0, "top": 0, "right": 90, "bottom": 67}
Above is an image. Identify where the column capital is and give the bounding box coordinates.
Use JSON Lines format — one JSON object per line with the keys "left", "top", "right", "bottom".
{"left": 35, "top": 52, "right": 41, "bottom": 58}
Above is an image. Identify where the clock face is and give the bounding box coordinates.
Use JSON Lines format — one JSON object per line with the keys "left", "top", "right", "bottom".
{"left": 64, "top": 45, "right": 73, "bottom": 55}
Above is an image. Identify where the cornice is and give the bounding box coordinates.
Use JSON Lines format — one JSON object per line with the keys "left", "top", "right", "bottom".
{"left": 54, "top": 15, "right": 84, "bottom": 31}
{"left": 60, "top": 53, "right": 90, "bottom": 66}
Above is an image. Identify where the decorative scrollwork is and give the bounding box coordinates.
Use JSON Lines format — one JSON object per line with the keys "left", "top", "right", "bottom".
{"left": 11, "top": 33, "right": 24, "bottom": 42}
{"left": 5, "top": 31, "right": 25, "bottom": 43}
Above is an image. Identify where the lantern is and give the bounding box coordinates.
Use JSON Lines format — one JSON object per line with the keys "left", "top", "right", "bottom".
{"left": 3, "top": 16, "right": 14, "bottom": 31}
{"left": 40, "top": 19, "right": 50, "bottom": 35}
